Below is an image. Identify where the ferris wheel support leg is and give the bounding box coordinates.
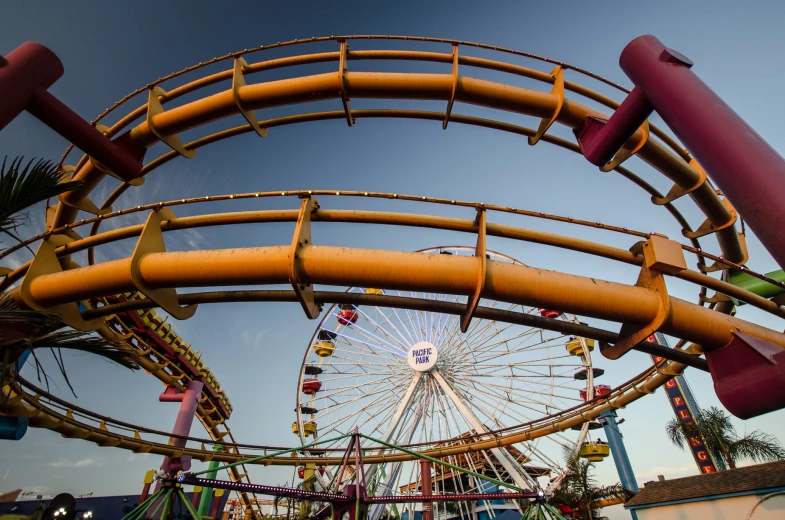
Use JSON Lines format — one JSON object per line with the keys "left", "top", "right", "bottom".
{"left": 430, "top": 369, "right": 534, "bottom": 491}
{"left": 599, "top": 410, "right": 639, "bottom": 494}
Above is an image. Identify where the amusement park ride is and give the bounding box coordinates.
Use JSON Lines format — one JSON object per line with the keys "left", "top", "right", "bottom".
{"left": 2, "top": 32, "right": 785, "bottom": 520}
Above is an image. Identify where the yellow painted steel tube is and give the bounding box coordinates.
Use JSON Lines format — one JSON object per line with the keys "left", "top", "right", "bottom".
{"left": 4, "top": 207, "right": 779, "bottom": 316}
{"left": 52, "top": 68, "right": 741, "bottom": 265}
{"left": 21, "top": 244, "right": 785, "bottom": 350}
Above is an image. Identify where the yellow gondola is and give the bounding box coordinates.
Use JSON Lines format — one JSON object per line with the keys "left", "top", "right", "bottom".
{"left": 365, "top": 288, "right": 383, "bottom": 295}
{"left": 579, "top": 442, "right": 610, "bottom": 462}
{"left": 314, "top": 341, "right": 335, "bottom": 357}
{"left": 566, "top": 337, "right": 595, "bottom": 356}
{"left": 292, "top": 421, "right": 317, "bottom": 436}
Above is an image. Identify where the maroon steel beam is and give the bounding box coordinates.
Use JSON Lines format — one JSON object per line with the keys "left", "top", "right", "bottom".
{"left": 0, "top": 42, "right": 144, "bottom": 182}
{"left": 420, "top": 459, "right": 433, "bottom": 520}
{"left": 576, "top": 35, "right": 785, "bottom": 270}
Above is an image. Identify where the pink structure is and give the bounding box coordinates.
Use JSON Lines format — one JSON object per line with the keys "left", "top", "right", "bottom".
{"left": 576, "top": 35, "right": 785, "bottom": 271}
{"left": 0, "top": 42, "right": 144, "bottom": 182}
{"left": 158, "top": 381, "right": 204, "bottom": 475}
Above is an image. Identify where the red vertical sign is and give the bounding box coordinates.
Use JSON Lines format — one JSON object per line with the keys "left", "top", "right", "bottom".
{"left": 648, "top": 334, "right": 721, "bottom": 473}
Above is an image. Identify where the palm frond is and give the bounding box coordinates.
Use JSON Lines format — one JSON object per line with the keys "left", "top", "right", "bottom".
{"left": 17, "top": 330, "right": 140, "bottom": 370}
{"left": 664, "top": 417, "right": 688, "bottom": 449}
{"left": 730, "top": 431, "right": 785, "bottom": 464}
{"left": 0, "top": 297, "right": 62, "bottom": 338}
{"left": 0, "top": 157, "right": 82, "bottom": 239}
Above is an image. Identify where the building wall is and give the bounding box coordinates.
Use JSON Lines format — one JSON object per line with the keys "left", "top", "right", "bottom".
{"left": 634, "top": 492, "right": 785, "bottom": 520}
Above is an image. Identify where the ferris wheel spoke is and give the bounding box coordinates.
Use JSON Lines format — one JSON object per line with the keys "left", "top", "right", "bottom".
{"left": 449, "top": 378, "right": 545, "bottom": 421}
{"left": 457, "top": 376, "right": 582, "bottom": 409}
{"left": 392, "top": 295, "right": 423, "bottom": 344}
{"left": 460, "top": 339, "right": 563, "bottom": 363}
{"left": 316, "top": 370, "right": 401, "bottom": 384}
{"left": 315, "top": 375, "right": 407, "bottom": 415}
{"left": 347, "top": 308, "right": 411, "bottom": 355}
{"left": 367, "top": 303, "right": 421, "bottom": 352}
{"left": 454, "top": 370, "right": 585, "bottom": 393}
{"left": 335, "top": 323, "right": 408, "bottom": 360}
{"left": 330, "top": 335, "right": 404, "bottom": 365}
{"left": 315, "top": 378, "right": 412, "bottom": 435}
{"left": 440, "top": 316, "right": 503, "bottom": 356}
{"left": 465, "top": 349, "right": 574, "bottom": 367}
{"left": 447, "top": 330, "right": 543, "bottom": 363}
{"left": 317, "top": 377, "right": 408, "bottom": 409}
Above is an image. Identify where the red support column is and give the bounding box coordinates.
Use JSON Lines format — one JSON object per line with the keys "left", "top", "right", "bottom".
{"left": 419, "top": 459, "right": 433, "bottom": 520}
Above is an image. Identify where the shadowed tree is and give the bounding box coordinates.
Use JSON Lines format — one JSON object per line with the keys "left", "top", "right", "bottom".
{"left": 1, "top": 157, "right": 139, "bottom": 398}
{"left": 665, "top": 406, "right": 785, "bottom": 470}
{"left": 0, "top": 157, "right": 81, "bottom": 250}
{"left": 549, "top": 449, "right": 633, "bottom": 520}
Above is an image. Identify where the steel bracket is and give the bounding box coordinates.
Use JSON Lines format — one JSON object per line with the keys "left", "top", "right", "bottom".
{"left": 57, "top": 166, "right": 112, "bottom": 216}
{"left": 528, "top": 66, "right": 564, "bottom": 145}
{"left": 147, "top": 87, "right": 196, "bottom": 158}
{"left": 699, "top": 231, "right": 749, "bottom": 273}
{"left": 701, "top": 292, "right": 732, "bottom": 304}
{"left": 88, "top": 125, "right": 146, "bottom": 186}
{"left": 652, "top": 158, "right": 706, "bottom": 205}
{"left": 443, "top": 45, "right": 459, "bottom": 130}
{"left": 232, "top": 57, "right": 268, "bottom": 138}
{"left": 90, "top": 157, "right": 145, "bottom": 186}
{"left": 601, "top": 239, "right": 670, "bottom": 360}
{"left": 132, "top": 443, "right": 153, "bottom": 454}
{"left": 460, "top": 208, "right": 486, "bottom": 333}
{"left": 289, "top": 197, "right": 322, "bottom": 319}
{"left": 338, "top": 41, "right": 354, "bottom": 127}
{"left": 20, "top": 234, "right": 104, "bottom": 331}
{"left": 130, "top": 209, "right": 198, "bottom": 320}
{"left": 600, "top": 120, "right": 649, "bottom": 172}
{"left": 682, "top": 196, "right": 737, "bottom": 239}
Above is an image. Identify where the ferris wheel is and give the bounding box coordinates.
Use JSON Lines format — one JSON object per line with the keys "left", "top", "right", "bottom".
{"left": 294, "top": 246, "right": 601, "bottom": 511}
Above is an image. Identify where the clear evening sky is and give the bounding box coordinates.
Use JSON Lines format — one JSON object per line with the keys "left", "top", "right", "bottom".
{"left": 2, "top": 2, "right": 784, "bottom": 519}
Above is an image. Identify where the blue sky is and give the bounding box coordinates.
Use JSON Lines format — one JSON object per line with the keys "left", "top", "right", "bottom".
{"left": 2, "top": 1, "right": 785, "bottom": 519}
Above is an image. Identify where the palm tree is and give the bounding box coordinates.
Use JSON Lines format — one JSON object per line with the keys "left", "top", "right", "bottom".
{"left": 550, "top": 450, "right": 633, "bottom": 520}
{"left": 1, "top": 157, "right": 139, "bottom": 399}
{"left": 665, "top": 406, "right": 785, "bottom": 470}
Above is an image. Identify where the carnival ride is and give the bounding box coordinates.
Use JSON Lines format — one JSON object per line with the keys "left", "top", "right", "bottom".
{"left": 1, "top": 32, "right": 785, "bottom": 520}
{"left": 295, "top": 246, "right": 599, "bottom": 506}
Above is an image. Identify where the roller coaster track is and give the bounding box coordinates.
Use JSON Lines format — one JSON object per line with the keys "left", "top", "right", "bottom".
{"left": 2, "top": 354, "right": 683, "bottom": 466}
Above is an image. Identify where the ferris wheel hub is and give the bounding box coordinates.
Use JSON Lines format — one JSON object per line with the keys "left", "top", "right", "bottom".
{"left": 407, "top": 341, "right": 438, "bottom": 372}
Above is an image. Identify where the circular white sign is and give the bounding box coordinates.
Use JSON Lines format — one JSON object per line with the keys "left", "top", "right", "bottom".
{"left": 407, "top": 341, "right": 438, "bottom": 372}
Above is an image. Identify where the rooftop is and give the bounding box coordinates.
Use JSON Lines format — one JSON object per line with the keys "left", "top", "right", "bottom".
{"left": 625, "top": 460, "right": 785, "bottom": 508}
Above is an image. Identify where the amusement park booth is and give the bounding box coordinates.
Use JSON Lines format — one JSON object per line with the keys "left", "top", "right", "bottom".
{"left": 624, "top": 460, "right": 785, "bottom": 519}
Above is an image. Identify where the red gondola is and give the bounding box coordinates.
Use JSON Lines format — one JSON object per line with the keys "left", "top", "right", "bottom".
{"left": 538, "top": 308, "right": 562, "bottom": 319}
{"left": 337, "top": 304, "right": 359, "bottom": 325}
{"left": 579, "top": 384, "right": 611, "bottom": 401}
{"left": 302, "top": 378, "right": 322, "bottom": 394}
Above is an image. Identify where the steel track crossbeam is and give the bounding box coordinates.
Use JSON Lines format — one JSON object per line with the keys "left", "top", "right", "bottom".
{"left": 179, "top": 476, "right": 538, "bottom": 503}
